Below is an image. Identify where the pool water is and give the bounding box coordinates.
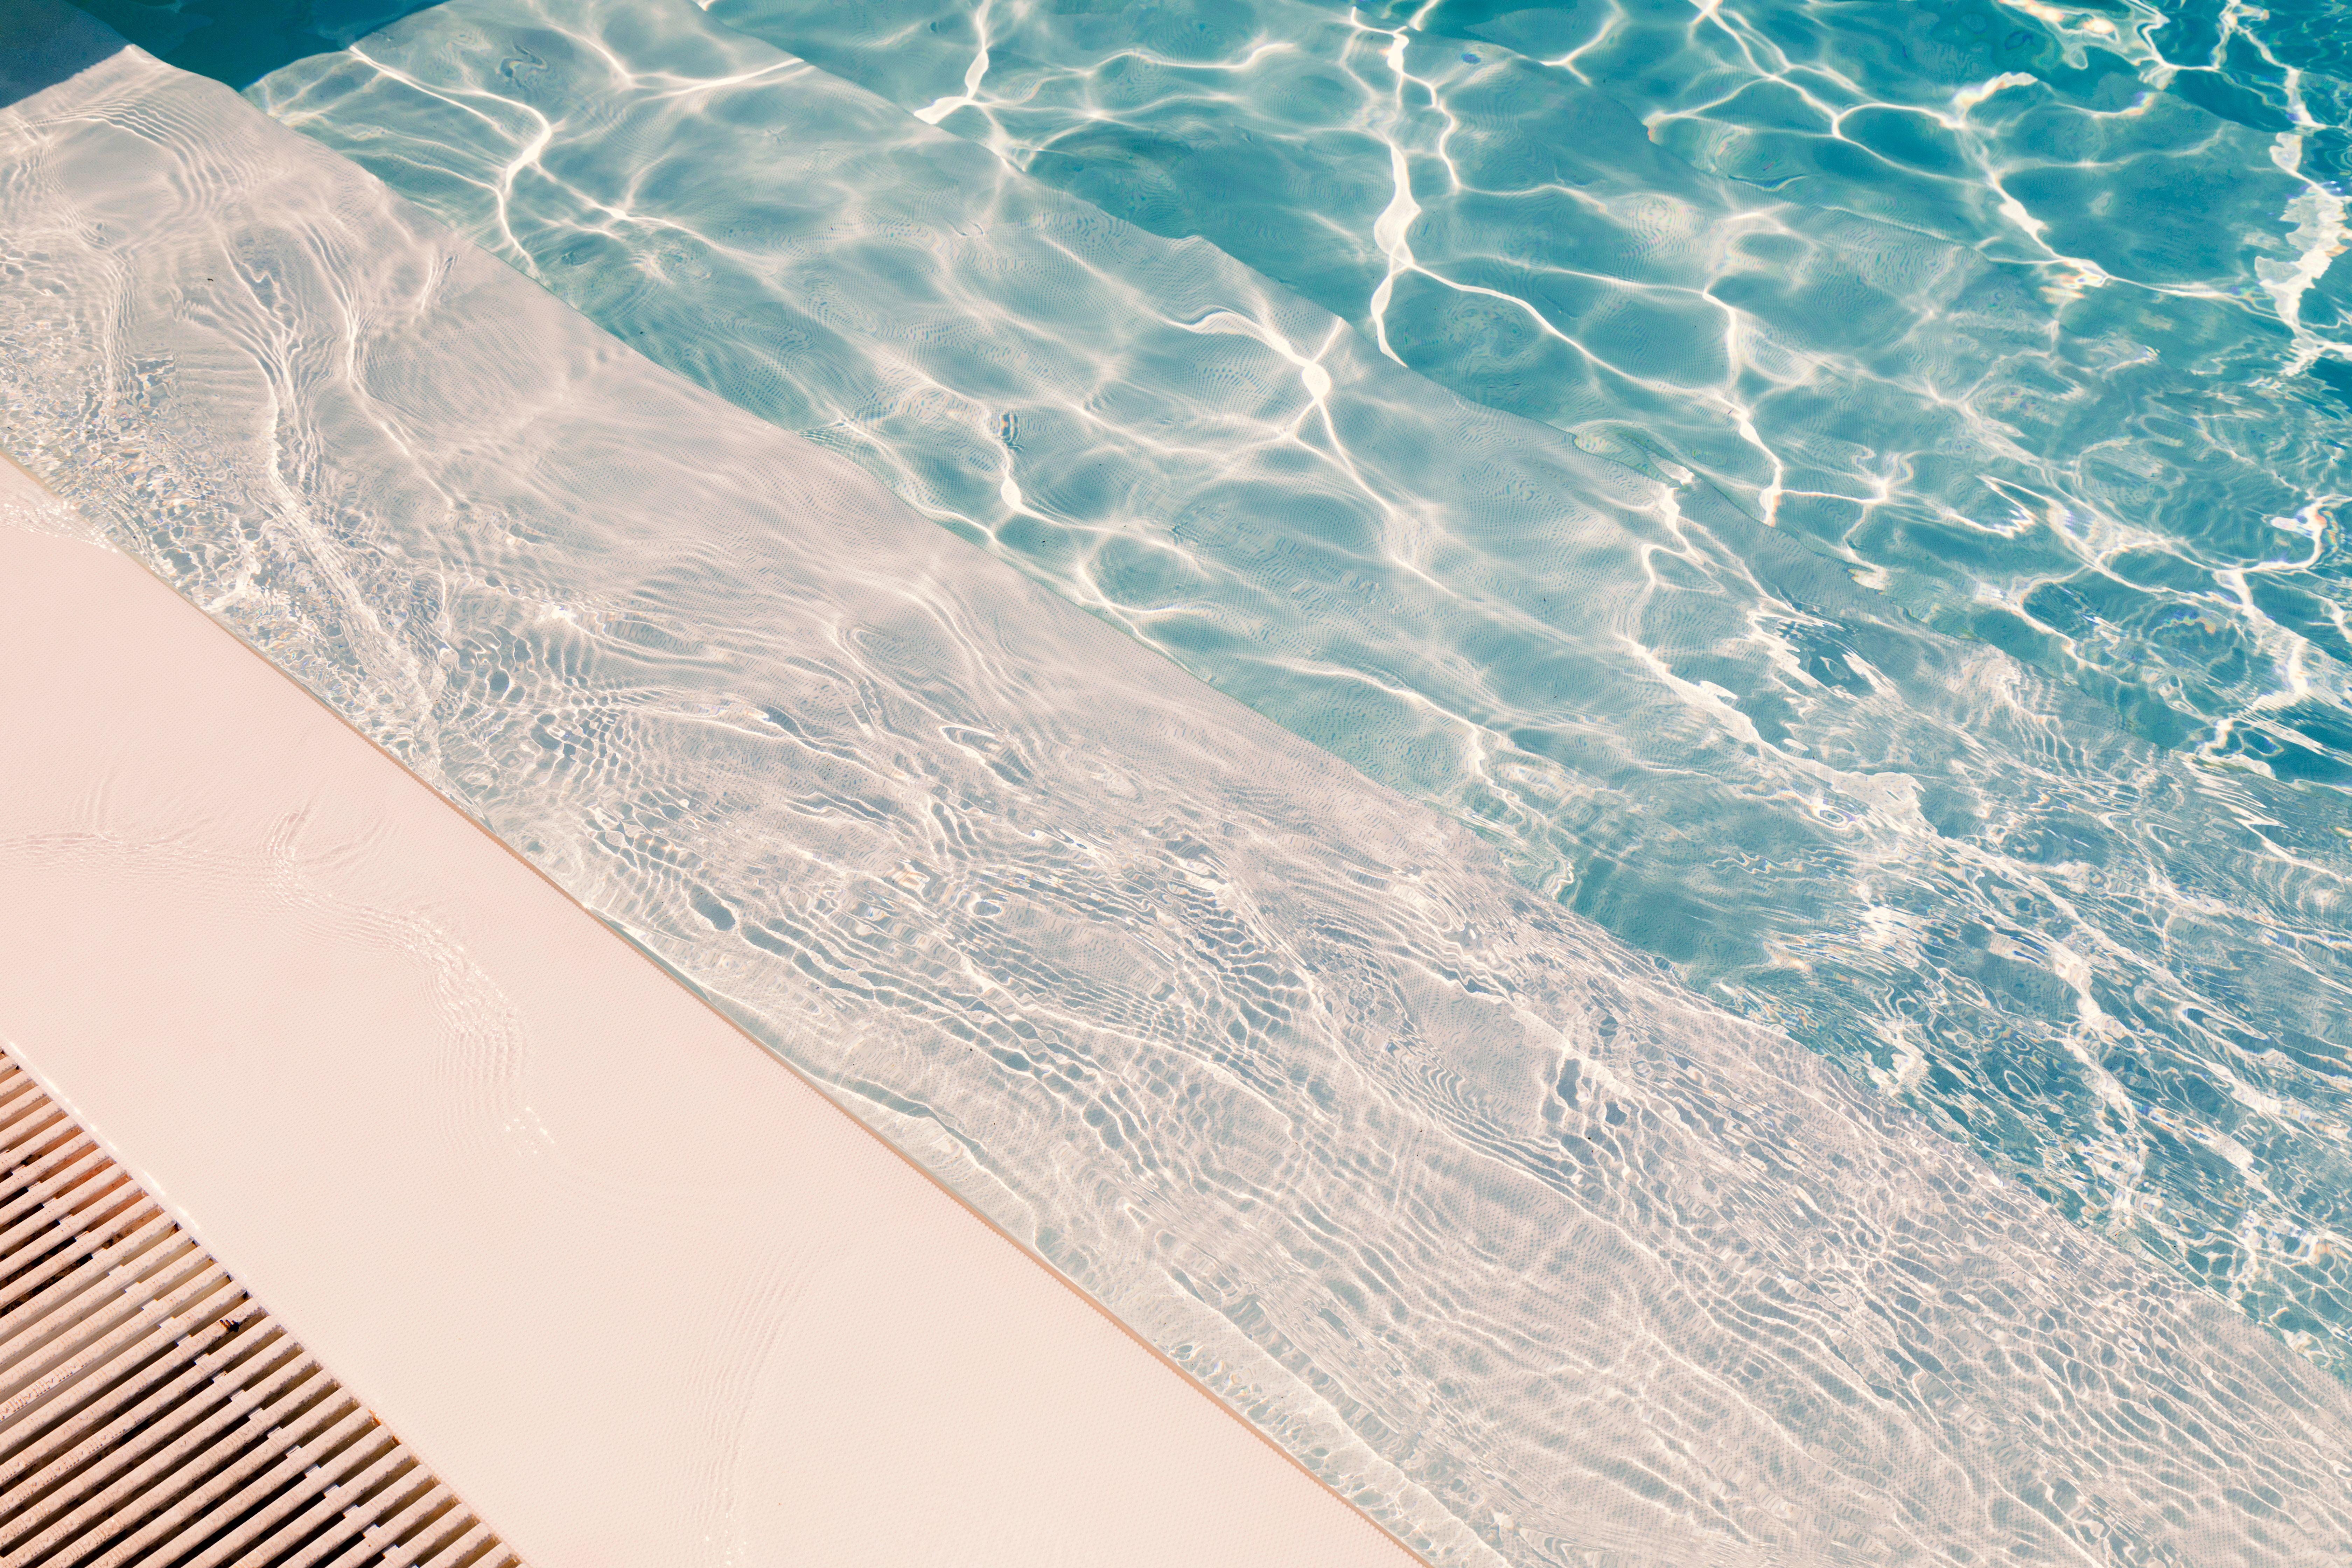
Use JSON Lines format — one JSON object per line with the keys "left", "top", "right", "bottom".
{"left": 248, "top": 0, "right": 2352, "bottom": 1368}
{"left": 65, "top": 0, "right": 439, "bottom": 83}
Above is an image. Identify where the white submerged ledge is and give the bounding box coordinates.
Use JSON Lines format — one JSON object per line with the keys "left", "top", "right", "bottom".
{"left": 0, "top": 476, "right": 1418, "bottom": 1567}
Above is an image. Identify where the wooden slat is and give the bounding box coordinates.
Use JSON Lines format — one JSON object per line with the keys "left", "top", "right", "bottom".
{"left": 0, "top": 1049, "right": 524, "bottom": 1568}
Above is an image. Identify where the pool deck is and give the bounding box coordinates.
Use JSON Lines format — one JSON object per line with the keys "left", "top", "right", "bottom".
{"left": 0, "top": 468, "right": 1420, "bottom": 1567}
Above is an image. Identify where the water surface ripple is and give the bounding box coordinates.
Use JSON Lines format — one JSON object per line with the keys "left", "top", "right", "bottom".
{"left": 708, "top": 0, "right": 2352, "bottom": 769}
{"left": 246, "top": 0, "right": 2352, "bottom": 1381}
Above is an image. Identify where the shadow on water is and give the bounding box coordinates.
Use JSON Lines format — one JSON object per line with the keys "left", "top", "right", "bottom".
{"left": 68, "top": 0, "right": 446, "bottom": 89}
{"left": 1, "top": 2, "right": 127, "bottom": 111}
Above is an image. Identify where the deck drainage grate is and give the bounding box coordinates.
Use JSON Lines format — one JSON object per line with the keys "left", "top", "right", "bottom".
{"left": 0, "top": 1051, "right": 521, "bottom": 1568}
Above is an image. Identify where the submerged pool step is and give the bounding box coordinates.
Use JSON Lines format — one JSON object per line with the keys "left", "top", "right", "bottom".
{"left": 0, "top": 1054, "right": 520, "bottom": 1568}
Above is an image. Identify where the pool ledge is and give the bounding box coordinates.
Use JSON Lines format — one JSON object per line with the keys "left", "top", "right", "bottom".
{"left": 0, "top": 482, "right": 1419, "bottom": 1568}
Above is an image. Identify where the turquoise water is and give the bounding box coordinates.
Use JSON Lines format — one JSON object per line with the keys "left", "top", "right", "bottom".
{"left": 62, "top": 0, "right": 438, "bottom": 82}
{"left": 242, "top": 0, "right": 2352, "bottom": 1376}
{"left": 11, "top": 0, "right": 2352, "bottom": 1557}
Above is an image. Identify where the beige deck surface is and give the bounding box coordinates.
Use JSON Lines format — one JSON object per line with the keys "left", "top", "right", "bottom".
{"left": 0, "top": 477, "right": 1417, "bottom": 1567}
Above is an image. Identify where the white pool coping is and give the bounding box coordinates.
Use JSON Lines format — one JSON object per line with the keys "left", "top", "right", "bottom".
{"left": 0, "top": 463, "right": 1418, "bottom": 1567}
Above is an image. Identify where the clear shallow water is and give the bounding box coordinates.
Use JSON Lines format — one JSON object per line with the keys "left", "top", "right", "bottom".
{"left": 704, "top": 0, "right": 2352, "bottom": 763}
{"left": 11, "top": 21, "right": 2352, "bottom": 1562}
{"left": 240, "top": 0, "right": 2352, "bottom": 1383}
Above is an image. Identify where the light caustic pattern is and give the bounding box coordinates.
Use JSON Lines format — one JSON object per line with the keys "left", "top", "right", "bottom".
{"left": 248, "top": 0, "right": 2352, "bottom": 1379}
{"left": 703, "top": 0, "right": 2352, "bottom": 771}
{"left": 14, "top": 31, "right": 2352, "bottom": 1567}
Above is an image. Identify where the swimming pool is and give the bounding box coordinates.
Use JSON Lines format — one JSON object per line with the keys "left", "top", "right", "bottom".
{"left": 7, "top": 0, "right": 2352, "bottom": 1560}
